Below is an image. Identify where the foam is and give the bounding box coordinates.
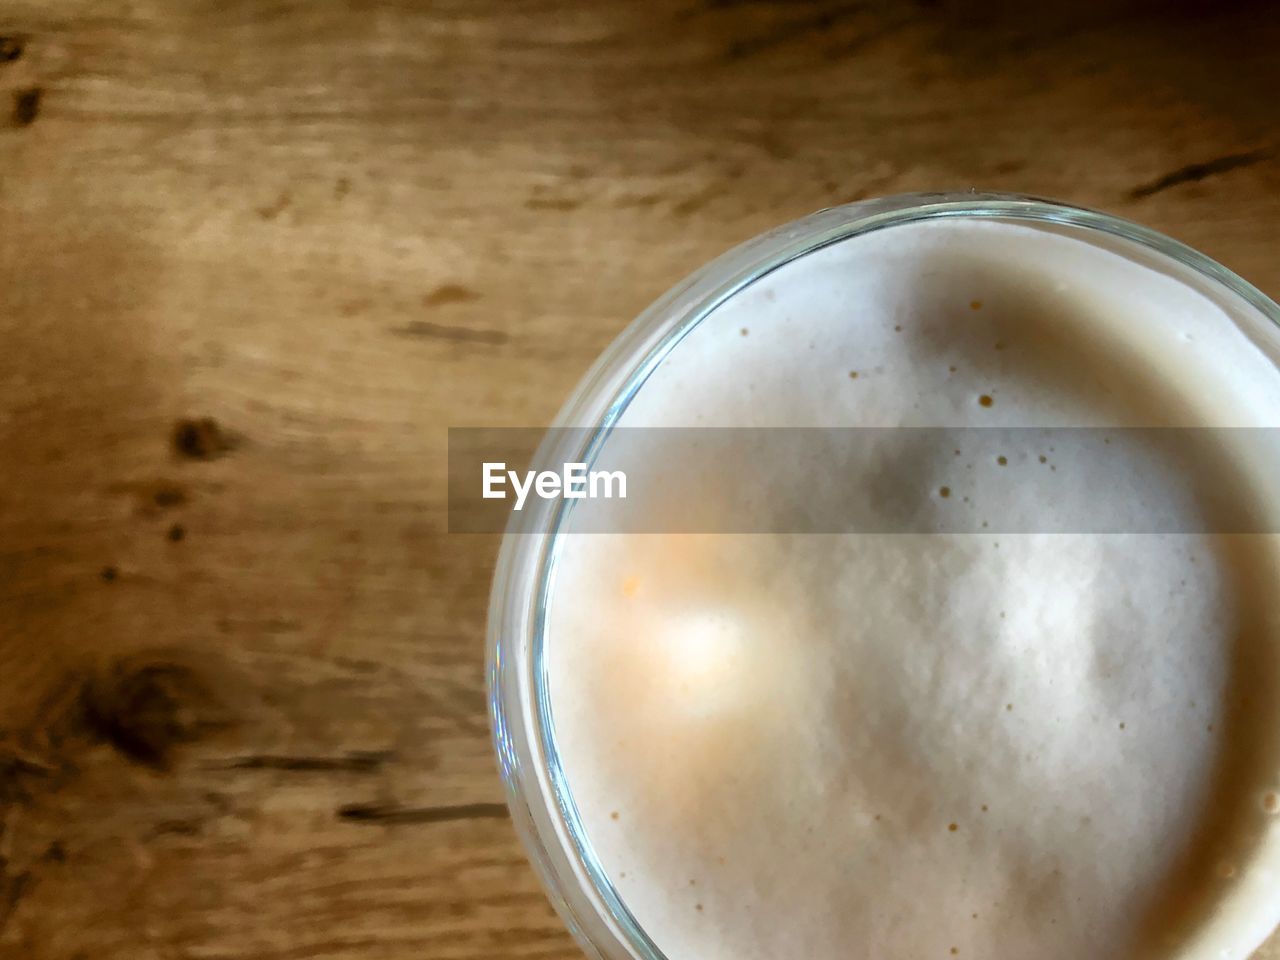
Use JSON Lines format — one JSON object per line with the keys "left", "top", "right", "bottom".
{"left": 545, "top": 218, "right": 1280, "bottom": 959}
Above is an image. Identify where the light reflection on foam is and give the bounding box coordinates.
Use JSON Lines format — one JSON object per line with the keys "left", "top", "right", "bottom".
{"left": 658, "top": 613, "right": 746, "bottom": 714}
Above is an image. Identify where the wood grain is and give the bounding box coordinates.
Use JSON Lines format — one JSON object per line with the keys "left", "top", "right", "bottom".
{"left": 0, "top": 0, "right": 1276, "bottom": 956}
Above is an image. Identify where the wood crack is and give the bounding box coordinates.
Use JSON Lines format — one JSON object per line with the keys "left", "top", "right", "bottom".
{"left": 1128, "top": 150, "right": 1270, "bottom": 200}
{"left": 217, "top": 752, "right": 392, "bottom": 773}
{"left": 388, "top": 321, "right": 509, "bottom": 345}
{"left": 725, "top": 1, "right": 866, "bottom": 60}
{"left": 336, "top": 801, "right": 509, "bottom": 825}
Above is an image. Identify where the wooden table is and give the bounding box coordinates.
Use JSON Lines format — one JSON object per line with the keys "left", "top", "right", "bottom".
{"left": 0, "top": 1, "right": 1276, "bottom": 956}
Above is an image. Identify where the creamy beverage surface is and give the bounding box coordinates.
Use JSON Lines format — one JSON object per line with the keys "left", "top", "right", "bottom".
{"left": 543, "top": 219, "right": 1280, "bottom": 960}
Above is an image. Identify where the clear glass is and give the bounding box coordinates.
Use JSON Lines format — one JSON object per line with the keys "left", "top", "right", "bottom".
{"left": 486, "top": 192, "right": 1280, "bottom": 960}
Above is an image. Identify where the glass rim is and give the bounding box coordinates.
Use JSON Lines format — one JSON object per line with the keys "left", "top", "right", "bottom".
{"left": 486, "top": 191, "right": 1280, "bottom": 960}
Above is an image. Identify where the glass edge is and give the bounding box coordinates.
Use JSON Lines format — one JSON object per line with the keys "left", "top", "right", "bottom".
{"left": 486, "top": 190, "right": 1280, "bottom": 960}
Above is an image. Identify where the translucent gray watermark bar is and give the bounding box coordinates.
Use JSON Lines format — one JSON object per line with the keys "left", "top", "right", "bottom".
{"left": 448, "top": 427, "right": 1280, "bottom": 534}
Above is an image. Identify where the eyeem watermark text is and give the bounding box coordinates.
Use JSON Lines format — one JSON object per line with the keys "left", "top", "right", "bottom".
{"left": 482, "top": 462, "right": 627, "bottom": 511}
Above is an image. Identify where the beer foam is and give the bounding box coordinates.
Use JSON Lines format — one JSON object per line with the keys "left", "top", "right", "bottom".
{"left": 545, "top": 218, "right": 1280, "bottom": 959}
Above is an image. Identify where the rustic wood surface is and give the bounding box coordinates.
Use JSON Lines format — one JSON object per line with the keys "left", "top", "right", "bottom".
{"left": 0, "top": 0, "right": 1277, "bottom": 957}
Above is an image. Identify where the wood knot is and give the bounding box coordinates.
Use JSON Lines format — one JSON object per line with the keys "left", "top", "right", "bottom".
{"left": 12, "top": 87, "right": 40, "bottom": 127}
{"left": 152, "top": 485, "right": 187, "bottom": 508}
{"left": 80, "top": 658, "right": 234, "bottom": 769}
{"left": 0, "top": 36, "right": 24, "bottom": 63}
{"left": 172, "top": 417, "right": 235, "bottom": 460}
